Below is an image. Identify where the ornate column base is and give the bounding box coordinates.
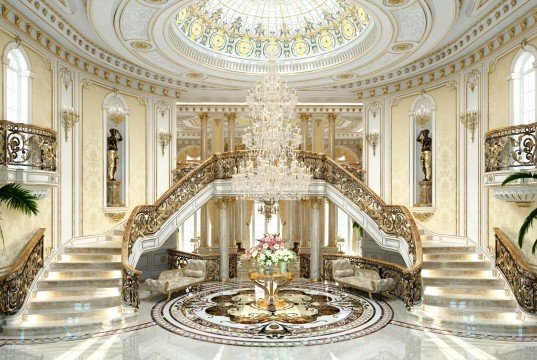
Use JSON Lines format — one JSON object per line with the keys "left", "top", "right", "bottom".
{"left": 417, "top": 180, "right": 432, "bottom": 207}
{"left": 107, "top": 180, "right": 123, "bottom": 207}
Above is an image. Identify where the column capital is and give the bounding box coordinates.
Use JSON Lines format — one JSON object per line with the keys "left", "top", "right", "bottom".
{"left": 327, "top": 113, "right": 337, "bottom": 123}
{"left": 225, "top": 112, "right": 237, "bottom": 122}
{"left": 300, "top": 113, "right": 312, "bottom": 122}
{"left": 199, "top": 112, "right": 209, "bottom": 123}
{"left": 215, "top": 196, "right": 235, "bottom": 209}
{"left": 310, "top": 197, "right": 325, "bottom": 209}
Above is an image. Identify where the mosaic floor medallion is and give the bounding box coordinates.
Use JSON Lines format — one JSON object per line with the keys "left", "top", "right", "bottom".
{"left": 152, "top": 281, "right": 393, "bottom": 347}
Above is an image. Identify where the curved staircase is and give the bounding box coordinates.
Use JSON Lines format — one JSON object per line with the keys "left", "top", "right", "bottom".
{"left": 411, "top": 229, "right": 537, "bottom": 334}
{"left": 1, "top": 226, "right": 133, "bottom": 337}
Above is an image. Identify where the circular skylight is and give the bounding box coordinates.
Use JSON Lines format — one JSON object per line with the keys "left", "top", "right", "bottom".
{"left": 174, "top": 0, "right": 371, "bottom": 60}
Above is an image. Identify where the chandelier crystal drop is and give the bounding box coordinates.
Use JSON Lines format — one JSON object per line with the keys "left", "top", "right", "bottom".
{"left": 232, "top": 57, "right": 312, "bottom": 201}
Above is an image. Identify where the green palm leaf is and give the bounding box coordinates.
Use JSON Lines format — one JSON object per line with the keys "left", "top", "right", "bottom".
{"left": 502, "top": 172, "right": 537, "bottom": 186}
{"left": 0, "top": 183, "right": 38, "bottom": 216}
{"left": 518, "top": 206, "right": 537, "bottom": 253}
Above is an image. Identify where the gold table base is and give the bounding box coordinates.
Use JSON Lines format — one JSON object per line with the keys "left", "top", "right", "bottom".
{"left": 249, "top": 271, "right": 294, "bottom": 312}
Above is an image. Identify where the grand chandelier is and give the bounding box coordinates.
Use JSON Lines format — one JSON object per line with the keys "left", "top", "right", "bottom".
{"left": 232, "top": 58, "right": 311, "bottom": 201}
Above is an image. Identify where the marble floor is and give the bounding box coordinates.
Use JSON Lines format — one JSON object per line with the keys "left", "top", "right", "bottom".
{"left": 1, "top": 283, "right": 537, "bottom": 360}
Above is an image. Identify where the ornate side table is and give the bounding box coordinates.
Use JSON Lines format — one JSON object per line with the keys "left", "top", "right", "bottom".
{"left": 249, "top": 271, "right": 294, "bottom": 311}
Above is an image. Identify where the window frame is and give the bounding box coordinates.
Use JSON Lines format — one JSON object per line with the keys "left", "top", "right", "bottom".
{"left": 2, "top": 43, "right": 31, "bottom": 123}
{"left": 510, "top": 49, "right": 537, "bottom": 126}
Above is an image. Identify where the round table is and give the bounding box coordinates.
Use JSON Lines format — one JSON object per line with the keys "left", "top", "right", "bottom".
{"left": 248, "top": 271, "right": 294, "bottom": 311}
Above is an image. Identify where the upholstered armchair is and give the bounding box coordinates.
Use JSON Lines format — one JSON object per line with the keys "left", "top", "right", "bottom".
{"left": 145, "top": 259, "right": 207, "bottom": 300}
{"left": 331, "top": 258, "right": 396, "bottom": 299}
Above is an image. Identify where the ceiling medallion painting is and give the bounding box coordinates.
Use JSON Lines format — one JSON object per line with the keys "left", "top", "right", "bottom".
{"left": 152, "top": 282, "right": 393, "bottom": 347}
{"left": 174, "top": 0, "right": 371, "bottom": 60}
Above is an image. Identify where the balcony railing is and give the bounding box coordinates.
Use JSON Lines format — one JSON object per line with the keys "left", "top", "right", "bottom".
{"left": 0, "top": 120, "right": 57, "bottom": 172}
{"left": 485, "top": 122, "right": 537, "bottom": 172}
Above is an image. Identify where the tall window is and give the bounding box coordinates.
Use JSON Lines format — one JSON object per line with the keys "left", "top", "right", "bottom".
{"left": 4, "top": 48, "right": 29, "bottom": 123}
{"left": 513, "top": 52, "right": 536, "bottom": 125}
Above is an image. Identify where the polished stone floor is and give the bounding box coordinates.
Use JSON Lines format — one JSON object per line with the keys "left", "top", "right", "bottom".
{"left": 1, "top": 283, "right": 537, "bottom": 360}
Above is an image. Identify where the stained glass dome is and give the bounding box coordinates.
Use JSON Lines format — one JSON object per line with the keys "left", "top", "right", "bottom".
{"left": 174, "top": 0, "right": 371, "bottom": 60}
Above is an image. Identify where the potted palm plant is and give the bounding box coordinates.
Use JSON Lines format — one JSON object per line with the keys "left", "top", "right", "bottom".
{"left": 0, "top": 183, "right": 39, "bottom": 248}
{"left": 502, "top": 172, "right": 537, "bottom": 253}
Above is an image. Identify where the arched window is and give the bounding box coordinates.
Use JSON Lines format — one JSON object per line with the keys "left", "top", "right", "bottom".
{"left": 512, "top": 51, "right": 536, "bottom": 125}
{"left": 3, "top": 46, "right": 30, "bottom": 123}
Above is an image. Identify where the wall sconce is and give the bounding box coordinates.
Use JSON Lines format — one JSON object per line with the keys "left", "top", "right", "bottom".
{"left": 62, "top": 107, "right": 79, "bottom": 141}
{"left": 414, "top": 104, "right": 431, "bottom": 128}
{"left": 460, "top": 108, "right": 478, "bottom": 142}
{"left": 107, "top": 105, "right": 126, "bottom": 125}
{"left": 159, "top": 130, "right": 172, "bottom": 156}
{"left": 366, "top": 131, "right": 379, "bottom": 157}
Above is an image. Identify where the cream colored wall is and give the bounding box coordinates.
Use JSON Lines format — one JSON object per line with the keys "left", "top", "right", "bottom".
{"left": 391, "top": 86, "right": 458, "bottom": 235}
{"left": 81, "top": 84, "right": 146, "bottom": 235}
{"left": 0, "top": 34, "right": 54, "bottom": 268}
{"left": 487, "top": 36, "right": 537, "bottom": 262}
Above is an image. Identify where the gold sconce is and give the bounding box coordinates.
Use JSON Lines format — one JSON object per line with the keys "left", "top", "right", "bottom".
{"left": 159, "top": 130, "right": 172, "bottom": 156}
{"left": 62, "top": 107, "right": 79, "bottom": 141}
{"left": 460, "top": 108, "right": 478, "bottom": 142}
{"left": 107, "top": 105, "right": 126, "bottom": 125}
{"left": 366, "top": 131, "right": 379, "bottom": 157}
{"left": 414, "top": 104, "right": 431, "bottom": 128}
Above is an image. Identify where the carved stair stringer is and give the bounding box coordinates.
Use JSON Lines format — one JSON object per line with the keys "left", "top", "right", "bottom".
{"left": 1, "top": 221, "right": 131, "bottom": 336}
{"left": 122, "top": 151, "right": 423, "bottom": 310}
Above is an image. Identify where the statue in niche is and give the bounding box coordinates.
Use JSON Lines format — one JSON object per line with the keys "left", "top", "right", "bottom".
{"left": 416, "top": 129, "right": 432, "bottom": 181}
{"left": 107, "top": 128, "right": 123, "bottom": 181}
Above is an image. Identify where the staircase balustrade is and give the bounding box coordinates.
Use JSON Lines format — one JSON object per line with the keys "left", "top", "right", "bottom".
{"left": 0, "top": 228, "right": 45, "bottom": 316}
{"left": 122, "top": 151, "right": 422, "bottom": 309}
{"left": 494, "top": 228, "right": 537, "bottom": 314}
{"left": 485, "top": 122, "right": 537, "bottom": 173}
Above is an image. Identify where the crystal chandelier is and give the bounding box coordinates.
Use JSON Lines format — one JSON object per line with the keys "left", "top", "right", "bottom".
{"left": 107, "top": 105, "right": 126, "bottom": 126}
{"left": 232, "top": 58, "right": 311, "bottom": 201}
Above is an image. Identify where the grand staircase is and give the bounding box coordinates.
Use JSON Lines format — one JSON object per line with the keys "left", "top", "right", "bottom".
{"left": 411, "top": 229, "right": 537, "bottom": 334}
{"left": 1, "top": 226, "right": 131, "bottom": 337}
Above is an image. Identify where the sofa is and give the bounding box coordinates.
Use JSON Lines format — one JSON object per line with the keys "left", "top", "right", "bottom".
{"left": 145, "top": 259, "right": 207, "bottom": 301}
{"left": 331, "top": 258, "right": 396, "bottom": 299}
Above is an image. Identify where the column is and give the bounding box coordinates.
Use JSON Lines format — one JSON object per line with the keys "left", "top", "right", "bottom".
{"left": 300, "top": 113, "right": 310, "bottom": 151}
{"left": 312, "top": 118, "right": 324, "bottom": 153}
{"left": 216, "top": 197, "right": 232, "bottom": 281}
{"left": 228, "top": 197, "right": 237, "bottom": 252}
{"left": 199, "top": 113, "right": 209, "bottom": 252}
{"left": 299, "top": 113, "right": 310, "bottom": 249}
{"left": 327, "top": 113, "right": 338, "bottom": 253}
{"left": 226, "top": 112, "right": 236, "bottom": 151}
{"left": 310, "top": 197, "right": 324, "bottom": 281}
{"left": 300, "top": 198, "right": 310, "bottom": 247}
{"left": 212, "top": 117, "right": 224, "bottom": 153}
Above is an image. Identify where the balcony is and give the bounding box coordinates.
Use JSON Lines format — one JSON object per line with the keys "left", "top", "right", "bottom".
{"left": 0, "top": 120, "right": 58, "bottom": 199}
{"left": 484, "top": 122, "right": 537, "bottom": 206}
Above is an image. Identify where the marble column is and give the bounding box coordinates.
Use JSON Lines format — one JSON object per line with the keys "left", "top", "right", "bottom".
{"left": 228, "top": 197, "right": 237, "bottom": 252}
{"left": 300, "top": 198, "right": 310, "bottom": 247}
{"left": 213, "top": 117, "right": 224, "bottom": 153}
{"left": 226, "top": 112, "right": 236, "bottom": 151}
{"left": 299, "top": 113, "right": 310, "bottom": 249}
{"left": 216, "top": 197, "right": 232, "bottom": 281}
{"left": 300, "top": 113, "right": 310, "bottom": 151}
{"left": 310, "top": 197, "right": 324, "bottom": 281}
{"left": 312, "top": 118, "right": 324, "bottom": 153}
{"left": 327, "top": 113, "right": 338, "bottom": 253}
{"left": 199, "top": 113, "right": 209, "bottom": 253}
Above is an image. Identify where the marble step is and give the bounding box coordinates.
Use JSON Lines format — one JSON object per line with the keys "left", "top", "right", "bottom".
{"left": 424, "top": 285, "right": 510, "bottom": 297}
{"left": 422, "top": 269, "right": 497, "bottom": 277}
{"left": 23, "top": 306, "right": 123, "bottom": 324}
{"left": 64, "top": 246, "right": 121, "bottom": 255}
{"left": 106, "top": 235, "right": 123, "bottom": 242}
{"left": 32, "top": 287, "right": 121, "bottom": 300}
{"left": 423, "top": 293, "right": 517, "bottom": 308}
{"left": 423, "top": 253, "right": 482, "bottom": 261}
{"left": 58, "top": 254, "right": 121, "bottom": 262}
{"left": 421, "top": 245, "right": 476, "bottom": 254}
{"left": 1, "top": 312, "right": 133, "bottom": 337}
{"left": 422, "top": 275, "right": 504, "bottom": 287}
{"left": 44, "top": 269, "right": 122, "bottom": 279}
{"left": 37, "top": 277, "right": 122, "bottom": 289}
{"left": 50, "top": 261, "right": 121, "bottom": 270}
{"left": 421, "top": 304, "right": 527, "bottom": 322}
{"left": 423, "top": 260, "right": 491, "bottom": 269}
{"left": 26, "top": 294, "right": 121, "bottom": 310}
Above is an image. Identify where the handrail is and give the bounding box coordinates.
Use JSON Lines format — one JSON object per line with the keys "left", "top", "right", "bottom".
{"left": 172, "top": 161, "right": 202, "bottom": 183}
{"left": 121, "top": 151, "right": 422, "bottom": 308}
{"left": 485, "top": 122, "right": 537, "bottom": 172}
{"left": 0, "top": 228, "right": 45, "bottom": 315}
{"left": 494, "top": 228, "right": 537, "bottom": 314}
{"left": 0, "top": 120, "right": 58, "bottom": 172}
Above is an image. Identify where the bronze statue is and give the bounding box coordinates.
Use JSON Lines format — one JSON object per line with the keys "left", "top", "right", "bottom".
{"left": 107, "top": 128, "right": 123, "bottom": 181}
{"left": 417, "top": 129, "right": 432, "bottom": 181}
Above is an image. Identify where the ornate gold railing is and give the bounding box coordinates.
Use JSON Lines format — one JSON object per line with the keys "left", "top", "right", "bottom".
{"left": 172, "top": 161, "right": 202, "bottom": 183}
{"left": 494, "top": 228, "right": 537, "bottom": 314}
{"left": 339, "top": 162, "right": 365, "bottom": 181}
{"left": 485, "top": 122, "right": 537, "bottom": 172}
{"left": 167, "top": 249, "right": 237, "bottom": 281}
{"left": 0, "top": 120, "right": 57, "bottom": 171}
{"left": 323, "top": 254, "right": 422, "bottom": 309}
{"left": 0, "top": 228, "right": 45, "bottom": 315}
{"left": 122, "top": 151, "right": 422, "bottom": 308}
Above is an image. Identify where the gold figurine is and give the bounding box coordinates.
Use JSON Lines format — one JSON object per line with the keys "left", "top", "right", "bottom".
{"left": 107, "top": 128, "right": 123, "bottom": 181}
{"left": 417, "top": 129, "right": 432, "bottom": 181}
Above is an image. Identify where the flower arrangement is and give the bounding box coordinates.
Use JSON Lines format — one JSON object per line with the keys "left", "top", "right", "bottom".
{"left": 247, "top": 234, "right": 296, "bottom": 269}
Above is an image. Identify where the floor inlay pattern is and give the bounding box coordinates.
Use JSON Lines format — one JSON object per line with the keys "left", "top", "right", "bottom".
{"left": 152, "top": 281, "right": 393, "bottom": 347}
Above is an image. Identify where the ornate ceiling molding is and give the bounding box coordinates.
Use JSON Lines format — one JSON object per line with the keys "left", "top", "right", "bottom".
{"left": 176, "top": 103, "right": 363, "bottom": 114}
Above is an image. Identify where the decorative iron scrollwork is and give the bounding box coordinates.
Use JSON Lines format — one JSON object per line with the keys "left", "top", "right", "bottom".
{"left": 122, "top": 264, "right": 141, "bottom": 309}
{"left": 494, "top": 228, "right": 537, "bottom": 314}
{"left": 485, "top": 123, "right": 537, "bottom": 172}
{"left": 167, "top": 249, "right": 238, "bottom": 281}
{"left": 0, "top": 120, "right": 57, "bottom": 171}
{"left": 0, "top": 229, "right": 45, "bottom": 315}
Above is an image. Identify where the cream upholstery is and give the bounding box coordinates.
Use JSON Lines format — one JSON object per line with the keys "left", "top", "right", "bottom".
{"left": 331, "top": 259, "right": 396, "bottom": 299}
{"left": 145, "top": 259, "right": 207, "bottom": 300}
